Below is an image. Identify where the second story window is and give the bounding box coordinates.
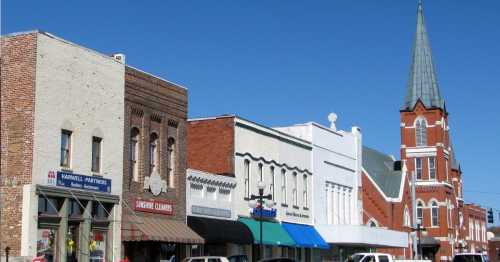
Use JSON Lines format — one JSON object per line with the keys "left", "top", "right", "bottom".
{"left": 60, "top": 130, "right": 72, "bottom": 168}
{"left": 149, "top": 133, "right": 159, "bottom": 174}
{"left": 303, "top": 174, "right": 308, "bottom": 208}
{"left": 167, "top": 137, "right": 176, "bottom": 188}
{"left": 258, "top": 163, "right": 263, "bottom": 181}
{"left": 281, "top": 169, "right": 287, "bottom": 204}
{"left": 415, "top": 158, "right": 423, "bottom": 180}
{"left": 429, "top": 157, "right": 436, "bottom": 180}
{"left": 431, "top": 201, "right": 439, "bottom": 227}
{"left": 415, "top": 118, "right": 427, "bottom": 146}
{"left": 417, "top": 200, "right": 424, "bottom": 223}
{"left": 292, "top": 172, "right": 298, "bottom": 206}
{"left": 91, "top": 136, "right": 102, "bottom": 173}
{"left": 244, "top": 160, "right": 250, "bottom": 199}
{"left": 270, "top": 167, "right": 275, "bottom": 201}
{"left": 130, "top": 128, "right": 140, "bottom": 182}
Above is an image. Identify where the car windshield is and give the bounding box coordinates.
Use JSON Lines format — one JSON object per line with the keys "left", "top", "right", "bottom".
{"left": 351, "top": 255, "right": 365, "bottom": 262}
{"left": 453, "top": 255, "right": 483, "bottom": 262}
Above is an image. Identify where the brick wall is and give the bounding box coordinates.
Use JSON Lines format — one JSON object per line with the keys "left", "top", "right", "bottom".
{"left": 122, "top": 66, "right": 188, "bottom": 223}
{"left": 0, "top": 32, "right": 38, "bottom": 257}
{"left": 187, "top": 116, "right": 235, "bottom": 176}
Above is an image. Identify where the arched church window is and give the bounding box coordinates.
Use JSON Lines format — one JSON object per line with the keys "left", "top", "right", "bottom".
{"left": 415, "top": 118, "right": 427, "bottom": 146}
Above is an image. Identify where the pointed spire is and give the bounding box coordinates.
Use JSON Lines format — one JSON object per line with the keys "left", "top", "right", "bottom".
{"left": 402, "top": 0, "right": 445, "bottom": 111}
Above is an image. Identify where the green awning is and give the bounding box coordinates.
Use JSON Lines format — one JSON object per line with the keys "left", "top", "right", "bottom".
{"left": 238, "top": 217, "right": 295, "bottom": 247}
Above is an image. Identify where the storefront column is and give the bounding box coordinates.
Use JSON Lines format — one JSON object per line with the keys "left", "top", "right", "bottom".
{"left": 78, "top": 201, "right": 92, "bottom": 262}
{"left": 58, "top": 199, "right": 69, "bottom": 262}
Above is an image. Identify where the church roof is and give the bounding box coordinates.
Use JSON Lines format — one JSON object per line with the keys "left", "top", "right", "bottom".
{"left": 402, "top": 1, "right": 445, "bottom": 111}
{"left": 362, "top": 146, "right": 402, "bottom": 199}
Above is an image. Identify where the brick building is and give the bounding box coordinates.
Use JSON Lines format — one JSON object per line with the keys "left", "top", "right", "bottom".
{"left": 1, "top": 31, "right": 125, "bottom": 261}
{"left": 120, "top": 66, "right": 203, "bottom": 260}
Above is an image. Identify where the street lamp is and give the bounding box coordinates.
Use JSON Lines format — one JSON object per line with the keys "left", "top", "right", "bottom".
{"left": 412, "top": 219, "right": 427, "bottom": 259}
{"left": 248, "top": 180, "right": 274, "bottom": 260}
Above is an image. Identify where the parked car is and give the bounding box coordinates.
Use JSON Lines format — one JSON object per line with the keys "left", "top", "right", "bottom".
{"left": 257, "top": 258, "right": 297, "bottom": 262}
{"left": 228, "top": 255, "right": 249, "bottom": 262}
{"left": 452, "top": 253, "right": 489, "bottom": 262}
{"left": 348, "top": 252, "right": 431, "bottom": 262}
{"left": 182, "top": 256, "right": 230, "bottom": 262}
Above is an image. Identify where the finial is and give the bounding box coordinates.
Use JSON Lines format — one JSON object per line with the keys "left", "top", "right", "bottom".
{"left": 328, "top": 113, "right": 338, "bottom": 131}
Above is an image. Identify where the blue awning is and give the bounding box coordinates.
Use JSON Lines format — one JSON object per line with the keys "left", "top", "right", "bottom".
{"left": 282, "top": 222, "right": 329, "bottom": 249}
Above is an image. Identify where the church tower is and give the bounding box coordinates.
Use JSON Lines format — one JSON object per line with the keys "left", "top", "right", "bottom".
{"left": 400, "top": 1, "right": 461, "bottom": 261}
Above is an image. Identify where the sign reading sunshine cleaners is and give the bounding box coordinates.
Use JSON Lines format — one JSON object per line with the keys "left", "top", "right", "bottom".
{"left": 49, "top": 171, "right": 112, "bottom": 193}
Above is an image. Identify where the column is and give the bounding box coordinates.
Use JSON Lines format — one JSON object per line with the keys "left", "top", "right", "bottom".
{"left": 58, "top": 199, "right": 69, "bottom": 262}
{"left": 333, "top": 185, "right": 338, "bottom": 225}
{"left": 336, "top": 186, "right": 341, "bottom": 225}
{"left": 326, "top": 185, "right": 332, "bottom": 224}
{"left": 332, "top": 185, "right": 336, "bottom": 225}
{"left": 79, "top": 201, "right": 92, "bottom": 262}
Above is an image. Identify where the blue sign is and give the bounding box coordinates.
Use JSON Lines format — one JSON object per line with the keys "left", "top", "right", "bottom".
{"left": 56, "top": 171, "right": 111, "bottom": 193}
{"left": 252, "top": 207, "right": 277, "bottom": 218}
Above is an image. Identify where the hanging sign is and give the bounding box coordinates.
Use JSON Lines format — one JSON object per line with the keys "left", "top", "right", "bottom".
{"left": 51, "top": 171, "right": 112, "bottom": 193}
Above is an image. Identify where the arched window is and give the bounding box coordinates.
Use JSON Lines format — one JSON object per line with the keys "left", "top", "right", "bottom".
{"left": 404, "top": 206, "right": 411, "bottom": 227}
{"left": 292, "top": 172, "right": 298, "bottom": 206}
{"left": 244, "top": 160, "right": 250, "bottom": 199}
{"left": 415, "top": 118, "right": 427, "bottom": 146}
{"left": 149, "top": 133, "right": 159, "bottom": 174}
{"left": 281, "top": 169, "right": 287, "bottom": 204}
{"left": 367, "top": 218, "right": 378, "bottom": 227}
{"left": 417, "top": 200, "right": 424, "bottom": 224}
{"left": 431, "top": 201, "right": 439, "bottom": 227}
{"left": 303, "top": 174, "right": 308, "bottom": 208}
{"left": 167, "top": 137, "right": 176, "bottom": 188}
{"left": 130, "top": 128, "right": 140, "bottom": 182}
{"left": 269, "top": 167, "right": 275, "bottom": 201}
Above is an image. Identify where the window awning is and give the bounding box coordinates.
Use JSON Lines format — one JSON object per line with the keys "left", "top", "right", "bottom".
{"left": 238, "top": 217, "right": 295, "bottom": 247}
{"left": 188, "top": 216, "right": 253, "bottom": 245}
{"left": 122, "top": 215, "right": 204, "bottom": 244}
{"left": 282, "top": 222, "right": 329, "bottom": 249}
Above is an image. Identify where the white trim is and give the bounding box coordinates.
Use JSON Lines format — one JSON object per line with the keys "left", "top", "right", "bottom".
{"left": 415, "top": 181, "right": 454, "bottom": 189}
{"left": 361, "top": 167, "right": 406, "bottom": 202}
{"left": 405, "top": 146, "right": 437, "bottom": 157}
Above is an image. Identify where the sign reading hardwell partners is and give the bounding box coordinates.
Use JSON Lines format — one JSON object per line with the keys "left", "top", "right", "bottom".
{"left": 52, "top": 171, "right": 112, "bottom": 193}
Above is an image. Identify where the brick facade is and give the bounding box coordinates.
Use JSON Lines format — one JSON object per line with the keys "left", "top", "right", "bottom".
{"left": 122, "top": 66, "right": 188, "bottom": 222}
{"left": 0, "top": 32, "right": 38, "bottom": 257}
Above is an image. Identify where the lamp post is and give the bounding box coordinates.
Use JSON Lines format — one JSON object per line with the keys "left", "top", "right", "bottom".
{"left": 248, "top": 181, "right": 274, "bottom": 260}
{"left": 411, "top": 219, "right": 427, "bottom": 259}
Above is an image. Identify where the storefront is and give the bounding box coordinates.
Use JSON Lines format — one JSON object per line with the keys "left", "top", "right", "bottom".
{"left": 121, "top": 198, "right": 204, "bottom": 262}
{"left": 35, "top": 171, "right": 120, "bottom": 262}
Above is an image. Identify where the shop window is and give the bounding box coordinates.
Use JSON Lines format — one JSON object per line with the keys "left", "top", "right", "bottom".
{"left": 89, "top": 230, "right": 107, "bottom": 262}
{"left": 130, "top": 127, "right": 140, "bottom": 182}
{"left": 428, "top": 157, "right": 436, "bottom": 180}
{"left": 265, "top": 245, "right": 273, "bottom": 258}
{"left": 92, "top": 202, "right": 113, "bottom": 219}
{"left": 38, "top": 197, "right": 61, "bottom": 215}
{"left": 167, "top": 137, "right": 176, "bottom": 188}
{"left": 60, "top": 129, "right": 72, "bottom": 168}
{"left": 149, "top": 133, "right": 159, "bottom": 174}
{"left": 415, "top": 158, "right": 423, "bottom": 180}
{"left": 67, "top": 225, "right": 79, "bottom": 262}
{"left": 69, "top": 199, "right": 86, "bottom": 217}
{"left": 37, "top": 228, "right": 58, "bottom": 262}
{"left": 91, "top": 136, "right": 102, "bottom": 173}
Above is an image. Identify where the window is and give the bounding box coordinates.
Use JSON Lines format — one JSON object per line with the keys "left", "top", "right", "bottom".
{"left": 417, "top": 200, "right": 424, "bottom": 223}
{"left": 431, "top": 201, "right": 439, "bottom": 226}
{"left": 281, "top": 169, "right": 287, "bottom": 204}
{"left": 37, "top": 228, "right": 58, "bottom": 261}
{"left": 60, "top": 130, "right": 72, "bottom": 167}
{"left": 91, "top": 136, "right": 102, "bottom": 173}
{"left": 445, "top": 159, "right": 449, "bottom": 182}
{"left": 258, "top": 163, "right": 263, "bottom": 181}
{"left": 367, "top": 219, "right": 378, "bottom": 227}
{"left": 446, "top": 200, "right": 451, "bottom": 228}
{"left": 92, "top": 202, "right": 112, "bottom": 219}
{"left": 38, "top": 197, "right": 61, "bottom": 214}
{"left": 428, "top": 157, "right": 436, "bottom": 180}
{"left": 292, "top": 172, "right": 298, "bottom": 206}
{"left": 404, "top": 206, "right": 411, "bottom": 227}
{"left": 379, "top": 256, "right": 390, "bottom": 262}
{"left": 415, "top": 118, "right": 427, "bottom": 146}
{"left": 130, "top": 128, "right": 140, "bottom": 182}
{"left": 415, "top": 158, "right": 423, "bottom": 180}
{"left": 303, "top": 175, "right": 308, "bottom": 207}
{"left": 244, "top": 160, "right": 250, "bottom": 198}
{"left": 167, "top": 137, "right": 176, "bottom": 188}
{"left": 69, "top": 199, "right": 85, "bottom": 217}
{"left": 270, "top": 167, "right": 275, "bottom": 201}
{"left": 149, "top": 133, "right": 159, "bottom": 174}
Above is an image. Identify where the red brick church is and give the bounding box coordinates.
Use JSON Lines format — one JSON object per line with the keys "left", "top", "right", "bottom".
{"left": 361, "top": 1, "right": 487, "bottom": 261}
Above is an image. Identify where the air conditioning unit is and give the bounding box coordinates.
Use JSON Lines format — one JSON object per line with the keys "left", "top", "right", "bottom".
{"left": 112, "top": 53, "right": 126, "bottom": 64}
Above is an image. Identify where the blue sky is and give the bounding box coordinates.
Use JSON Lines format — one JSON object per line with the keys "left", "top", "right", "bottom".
{"left": 3, "top": 1, "right": 500, "bottom": 221}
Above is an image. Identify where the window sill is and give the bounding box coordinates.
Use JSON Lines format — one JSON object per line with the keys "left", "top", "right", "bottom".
{"left": 281, "top": 203, "right": 288, "bottom": 208}
{"left": 303, "top": 207, "right": 309, "bottom": 211}
{"left": 292, "top": 205, "right": 300, "bottom": 209}
{"left": 60, "top": 167, "right": 73, "bottom": 172}
{"left": 92, "top": 172, "right": 103, "bottom": 177}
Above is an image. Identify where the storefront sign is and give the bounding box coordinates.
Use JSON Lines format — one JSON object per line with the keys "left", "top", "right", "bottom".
{"left": 285, "top": 210, "right": 310, "bottom": 218}
{"left": 135, "top": 199, "right": 173, "bottom": 215}
{"left": 192, "top": 205, "right": 231, "bottom": 218}
{"left": 251, "top": 207, "right": 277, "bottom": 218}
{"left": 51, "top": 171, "right": 112, "bottom": 193}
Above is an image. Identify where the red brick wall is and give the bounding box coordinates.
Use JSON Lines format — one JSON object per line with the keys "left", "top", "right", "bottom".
{"left": 489, "top": 240, "right": 500, "bottom": 262}
{"left": 0, "top": 32, "right": 38, "bottom": 256}
{"left": 187, "top": 117, "right": 235, "bottom": 176}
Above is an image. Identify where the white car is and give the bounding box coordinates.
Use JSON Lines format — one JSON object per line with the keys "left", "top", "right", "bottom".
{"left": 183, "top": 256, "right": 230, "bottom": 262}
{"left": 348, "top": 253, "right": 431, "bottom": 262}
{"left": 452, "top": 253, "right": 489, "bottom": 262}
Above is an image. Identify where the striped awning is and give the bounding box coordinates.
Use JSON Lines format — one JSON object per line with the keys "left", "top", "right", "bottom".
{"left": 122, "top": 215, "right": 204, "bottom": 244}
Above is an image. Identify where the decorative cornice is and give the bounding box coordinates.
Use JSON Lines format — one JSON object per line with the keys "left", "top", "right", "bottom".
{"left": 235, "top": 152, "right": 312, "bottom": 175}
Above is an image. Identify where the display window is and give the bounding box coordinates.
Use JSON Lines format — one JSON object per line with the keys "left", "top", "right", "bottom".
{"left": 67, "top": 225, "right": 80, "bottom": 262}
{"left": 90, "top": 230, "right": 107, "bottom": 262}
{"left": 37, "top": 228, "right": 58, "bottom": 262}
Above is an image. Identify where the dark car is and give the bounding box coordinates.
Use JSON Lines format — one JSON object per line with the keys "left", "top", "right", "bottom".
{"left": 257, "top": 258, "right": 297, "bottom": 262}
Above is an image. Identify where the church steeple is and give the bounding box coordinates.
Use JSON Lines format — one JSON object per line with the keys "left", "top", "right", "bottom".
{"left": 402, "top": 0, "right": 445, "bottom": 111}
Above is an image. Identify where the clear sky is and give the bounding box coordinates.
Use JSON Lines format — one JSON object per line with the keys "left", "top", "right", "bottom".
{"left": 2, "top": 1, "right": 500, "bottom": 222}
